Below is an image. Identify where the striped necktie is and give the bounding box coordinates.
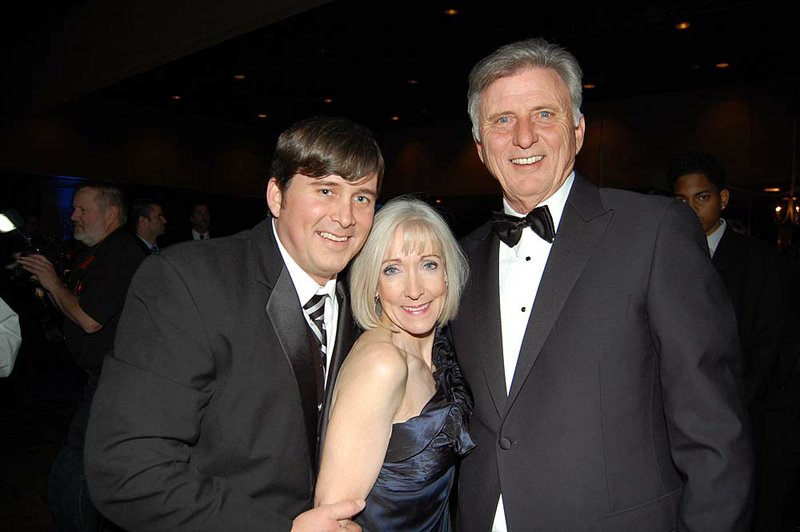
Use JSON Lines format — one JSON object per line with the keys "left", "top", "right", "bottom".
{"left": 303, "top": 293, "right": 328, "bottom": 375}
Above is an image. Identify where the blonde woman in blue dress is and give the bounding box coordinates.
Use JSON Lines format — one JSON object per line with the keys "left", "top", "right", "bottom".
{"left": 315, "top": 197, "right": 474, "bottom": 531}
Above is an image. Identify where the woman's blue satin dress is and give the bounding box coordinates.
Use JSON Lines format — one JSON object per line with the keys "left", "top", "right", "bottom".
{"left": 355, "top": 332, "right": 475, "bottom": 532}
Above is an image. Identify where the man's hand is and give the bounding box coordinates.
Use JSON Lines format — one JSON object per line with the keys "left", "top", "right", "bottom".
{"left": 18, "top": 253, "right": 102, "bottom": 334}
{"left": 17, "top": 254, "right": 61, "bottom": 292}
{"left": 292, "top": 499, "right": 365, "bottom": 531}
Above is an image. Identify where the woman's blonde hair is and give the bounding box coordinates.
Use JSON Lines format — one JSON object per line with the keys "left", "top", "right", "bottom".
{"left": 349, "top": 196, "right": 469, "bottom": 330}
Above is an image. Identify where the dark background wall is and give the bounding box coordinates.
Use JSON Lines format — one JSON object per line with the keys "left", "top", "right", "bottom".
{"left": 2, "top": 77, "right": 793, "bottom": 242}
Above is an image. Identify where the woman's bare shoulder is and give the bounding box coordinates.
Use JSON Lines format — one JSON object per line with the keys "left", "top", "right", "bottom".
{"left": 342, "top": 330, "right": 408, "bottom": 384}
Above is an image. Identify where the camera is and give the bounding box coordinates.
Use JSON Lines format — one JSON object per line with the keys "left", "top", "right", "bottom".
{"left": 12, "top": 234, "right": 67, "bottom": 282}
{"left": 1, "top": 209, "right": 67, "bottom": 283}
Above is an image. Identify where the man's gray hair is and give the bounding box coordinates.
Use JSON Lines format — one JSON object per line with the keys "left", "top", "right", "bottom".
{"left": 467, "top": 38, "right": 584, "bottom": 142}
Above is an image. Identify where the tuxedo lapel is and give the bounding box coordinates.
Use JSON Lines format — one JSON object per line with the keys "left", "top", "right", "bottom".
{"left": 466, "top": 231, "right": 508, "bottom": 418}
{"left": 254, "top": 221, "right": 320, "bottom": 465}
{"left": 266, "top": 269, "right": 320, "bottom": 464}
{"left": 711, "top": 226, "right": 741, "bottom": 272}
{"left": 507, "top": 176, "right": 612, "bottom": 407}
{"left": 317, "top": 282, "right": 355, "bottom": 466}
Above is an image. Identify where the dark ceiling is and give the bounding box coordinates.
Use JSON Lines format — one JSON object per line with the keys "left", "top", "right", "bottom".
{"left": 5, "top": 0, "right": 798, "bottom": 135}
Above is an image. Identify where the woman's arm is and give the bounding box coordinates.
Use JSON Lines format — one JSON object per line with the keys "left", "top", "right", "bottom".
{"left": 315, "top": 338, "right": 407, "bottom": 505}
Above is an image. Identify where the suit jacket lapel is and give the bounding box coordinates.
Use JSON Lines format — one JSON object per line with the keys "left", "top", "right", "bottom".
{"left": 256, "top": 221, "right": 320, "bottom": 465}
{"left": 466, "top": 231, "right": 508, "bottom": 418}
{"left": 507, "top": 175, "right": 612, "bottom": 407}
{"left": 711, "top": 225, "right": 740, "bottom": 272}
{"left": 317, "top": 282, "right": 355, "bottom": 466}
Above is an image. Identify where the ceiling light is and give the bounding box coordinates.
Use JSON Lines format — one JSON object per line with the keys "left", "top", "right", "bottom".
{"left": 764, "top": 187, "right": 781, "bottom": 192}
{"left": 170, "top": 95, "right": 182, "bottom": 101}
{"left": 675, "top": 21, "right": 690, "bottom": 30}
{"left": 390, "top": 116, "right": 400, "bottom": 122}
{"left": 408, "top": 79, "right": 419, "bottom": 85}
{"left": 323, "top": 98, "right": 333, "bottom": 104}
{"left": 583, "top": 83, "right": 596, "bottom": 90}
{"left": 233, "top": 74, "right": 246, "bottom": 80}
{"left": 715, "top": 62, "right": 730, "bottom": 69}
{"left": 256, "top": 113, "right": 268, "bottom": 119}
{"left": 444, "top": 9, "right": 458, "bottom": 16}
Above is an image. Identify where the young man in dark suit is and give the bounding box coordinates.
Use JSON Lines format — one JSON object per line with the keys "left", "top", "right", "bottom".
{"left": 85, "top": 116, "right": 384, "bottom": 531}
{"left": 450, "top": 38, "right": 753, "bottom": 531}
{"left": 669, "top": 151, "right": 791, "bottom": 531}
{"left": 669, "top": 152, "right": 786, "bottom": 414}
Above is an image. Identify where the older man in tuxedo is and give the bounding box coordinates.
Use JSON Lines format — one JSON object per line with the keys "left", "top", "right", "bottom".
{"left": 450, "top": 38, "right": 753, "bottom": 531}
{"left": 86, "top": 116, "right": 384, "bottom": 531}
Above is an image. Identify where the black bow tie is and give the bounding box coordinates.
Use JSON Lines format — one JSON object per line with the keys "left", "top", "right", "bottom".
{"left": 491, "top": 205, "right": 556, "bottom": 247}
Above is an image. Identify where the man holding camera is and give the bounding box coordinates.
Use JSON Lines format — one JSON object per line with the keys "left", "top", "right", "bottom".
{"left": 19, "top": 182, "right": 146, "bottom": 531}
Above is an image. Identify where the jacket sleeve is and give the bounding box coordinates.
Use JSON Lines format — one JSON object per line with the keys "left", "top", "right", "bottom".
{"left": 0, "top": 296, "right": 22, "bottom": 376}
{"left": 741, "top": 248, "right": 787, "bottom": 406}
{"left": 647, "top": 202, "right": 754, "bottom": 531}
{"left": 84, "top": 256, "right": 294, "bottom": 531}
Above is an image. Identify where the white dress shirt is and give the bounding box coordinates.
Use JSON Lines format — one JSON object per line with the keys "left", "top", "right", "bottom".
{"left": 138, "top": 236, "right": 158, "bottom": 253}
{"left": 272, "top": 220, "right": 337, "bottom": 379}
{"left": 192, "top": 229, "right": 210, "bottom": 240}
{"left": 492, "top": 173, "right": 574, "bottom": 532}
{"left": 706, "top": 218, "right": 726, "bottom": 258}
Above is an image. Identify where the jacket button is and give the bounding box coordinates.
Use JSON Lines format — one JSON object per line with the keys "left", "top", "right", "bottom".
{"left": 499, "top": 437, "right": 512, "bottom": 450}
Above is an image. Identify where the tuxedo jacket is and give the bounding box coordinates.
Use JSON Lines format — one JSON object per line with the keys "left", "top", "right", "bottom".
{"left": 451, "top": 175, "right": 753, "bottom": 532}
{"left": 712, "top": 224, "right": 787, "bottom": 407}
{"left": 85, "top": 219, "right": 357, "bottom": 531}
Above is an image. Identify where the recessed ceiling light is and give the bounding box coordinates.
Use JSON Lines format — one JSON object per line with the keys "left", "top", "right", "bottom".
{"left": 408, "top": 79, "right": 419, "bottom": 85}
{"left": 323, "top": 98, "right": 333, "bottom": 104}
{"left": 233, "top": 74, "right": 246, "bottom": 80}
{"left": 170, "top": 95, "right": 182, "bottom": 101}
{"left": 256, "top": 113, "right": 268, "bottom": 119}
{"left": 390, "top": 116, "right": 400, "bottom": 121}
{"left": 435, "top": 198, "right": 443, "bottom": 204}
{"left": 764, "top": 187, "right": 781, "bottom": 192}
{"left": 444, "top": 9, "right": 458, "bottom": 16}
{"left": 583, "top": 83, "right": 596, "bottom": 89}
{"left": 715, "top": 62, "right": 730, "bottom": 69}
{"left": 675, "top": 21, "right": 690, "bottom": 30}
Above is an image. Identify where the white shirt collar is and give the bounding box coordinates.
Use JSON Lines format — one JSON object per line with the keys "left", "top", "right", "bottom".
{"left": 706, "top": 218, "right": 727, "bottom": 257}
{"left": 138, "top": 236, "right": 155, "bottom": 249}
{"left": 271, "top": 219, "right": 337, "bottom": 305}
{"left": 192, "top": 229, "right": 210, "bottom": 240}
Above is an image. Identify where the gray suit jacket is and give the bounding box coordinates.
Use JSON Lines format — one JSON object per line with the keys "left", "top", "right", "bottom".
{"left": 451, "top": 175, "right": 753, "bottom": 531}
{"left": 85, "top": 219, "right": 357, "bottom": 531}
